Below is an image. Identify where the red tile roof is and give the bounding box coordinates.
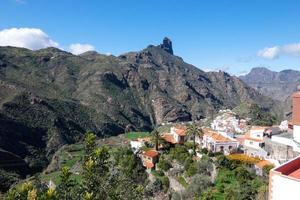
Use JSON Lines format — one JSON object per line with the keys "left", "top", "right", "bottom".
{"left": 143, "top": 161, "right": 154, "bottom": 169}
{"left": 274, "top": 156, "right": 300, "bottom": 180}
{"left": 203, "top": 128, "right": 233, "bottom": 142}
{"left": 143, "top": 150, "right": 159, "bottom": 158}
{"left": 173, "top": 126, "right": 187, "bottom": 136}
{"left": 162, "top": 133, "right": 177, "bottom": 144}
{"left": 289, "top": 168, "right": 300, "bottom": 179}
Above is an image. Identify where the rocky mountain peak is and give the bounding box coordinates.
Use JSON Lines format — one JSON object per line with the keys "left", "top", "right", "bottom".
{"left": 159, "top": 37, "right": 173, "bottom": 55}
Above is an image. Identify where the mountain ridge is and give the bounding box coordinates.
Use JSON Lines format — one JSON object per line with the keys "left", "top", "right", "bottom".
{"left": 0, "top": 38, "right": 283, "bottom": 178}
{"left": 240, "top": 67, "right": 300, "bottom": 101}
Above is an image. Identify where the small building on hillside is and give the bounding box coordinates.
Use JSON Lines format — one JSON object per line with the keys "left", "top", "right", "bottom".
{"left": 202, "top": 128, "right": 239, "bottom": 154}
{"left": 243, "top": 126, "right": 269, "bottom": 158}
{"left": 269, "top": 155, "right": 300, "bottom": 200}
{"left": 162, "top": 125, "right": 187, "bottom": 144}
{"left": 244, "top": 126, "right": 267, "bottom": 148}
{"left": 142, "top": 149, "right": 159, "bottom": 172}
{"left": 130, "top": 137, "right": 150, "bottom": 154}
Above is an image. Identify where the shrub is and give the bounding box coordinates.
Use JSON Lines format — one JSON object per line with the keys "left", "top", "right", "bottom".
{"left": 159, "top": 176, "right": 170, "bottom": 191}
{"left": 177, "top": 176, "right": 188, "bottom": 188}
{"left": 184, "top": 142, "right": 194, "bottom": 149}
{"left": 152, "top": 170, "right": 164, "bottom": 177}
{"left": 201, "top": 148, "right": 208, "bottom": 154}
{"left": 186, "top": 162, "right": 198, "bottom": 177}
{"left": 157, "top": 159, "right": 172, "bottom": 172}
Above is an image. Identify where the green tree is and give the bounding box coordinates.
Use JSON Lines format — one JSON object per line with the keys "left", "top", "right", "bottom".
{"left": 186, "top": 123, "right": 204, "bottom": 156}
{"left": 151, "top": 129, "right": 161, "bottom": 151}
{"left": 84, "top": 132, "right": 97, "bottom": 160}
{"left": 56, "top": 166, "right": 75, "bottom": 200}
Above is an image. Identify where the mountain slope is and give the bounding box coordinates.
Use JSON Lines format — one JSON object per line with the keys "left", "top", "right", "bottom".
{"left": 240, "top": 67, "right": 300, "bottom": 101}
{"left": 0, "top": 38, "right": 281, "bottom": 177}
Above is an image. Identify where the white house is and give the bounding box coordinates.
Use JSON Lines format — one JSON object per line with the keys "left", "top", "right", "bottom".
{"left": 202, "top": 128, "right": 239, "bottom": 154}
{"left": 244, "top": 126, "right": 266, "bottom": 149}
{"left": 162, "top": 125, "right": 187, "bottom": 144}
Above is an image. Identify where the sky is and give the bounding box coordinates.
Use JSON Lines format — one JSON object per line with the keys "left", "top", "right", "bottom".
{"left": 0, "top": 0, "right": 300, "bottom": 75}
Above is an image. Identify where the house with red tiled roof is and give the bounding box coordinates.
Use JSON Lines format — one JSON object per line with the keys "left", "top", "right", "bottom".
{"left": 269, "top": 155, "right": 300, "bottom": 200}
{"left": 202, "top": 128, "right": 239, "bottom": 154}
{"left": 162, "top": 125, "right": 187, "bottom": 144}
{"left": 142, "top": 149, "right": 159, "bottom": 171}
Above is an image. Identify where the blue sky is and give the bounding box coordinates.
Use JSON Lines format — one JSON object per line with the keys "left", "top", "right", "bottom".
{"left": 0, "top": 0, "right": 300, "bottom": 75}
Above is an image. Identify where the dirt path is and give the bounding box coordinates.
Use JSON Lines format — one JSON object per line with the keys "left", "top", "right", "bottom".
{"left": 169, "top": 176, "right": 185, "bottom": 193}
{"left": 211, "top": 163, "right": 217, "bottom": 182}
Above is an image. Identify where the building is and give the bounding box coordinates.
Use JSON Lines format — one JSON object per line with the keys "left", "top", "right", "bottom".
{"left": 142, "top": 149, "right": 159, "bottom": 171}
{"left": 130, "top": 137, "right": 150, "bottom": 154}
{"left": 202, "top": 128, "right": 239, "bottom": 154}
{"left": 243, "top": 126, "right": 269, "bottom": 158}
{"left": 271, "top": 86, "right": 300, "bottom": 153}
{"left": 162, "top": 125, "right": 187, "bottom": 144}
{"left": 210, "top": 109, "right": 247, "bottom": 134}
{"left": 269, "top": 155, "right": 300, "bottom": 200}
{"left": 244, "top": 126, "right": 267, "bottom": 149}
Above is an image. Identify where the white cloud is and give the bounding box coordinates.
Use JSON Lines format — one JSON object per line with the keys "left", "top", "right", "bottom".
{"left": 69, "top": 43, "right": 95, "bottom": 55}
{"left": 258, "top": 43, "right": 300, "bottom": 59}
{"left": 282, "top": 43, "right": 300, "bottom": 56}
{"left": 0, "top": 28, "right": 59, "bottom": 50}
{"left": 257, "top": 46, "right": 280, "bottom": 59}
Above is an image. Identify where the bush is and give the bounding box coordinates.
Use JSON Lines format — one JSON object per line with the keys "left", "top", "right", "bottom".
{"left": 169, "top": 145, "right": 190, "bottom": 164}
{"left": 201, "top": 148, "right": 208, "bottom": 154}
{"left": 157, "top": 159, "right": 172, "bottom": 172}
{"left": 184, "top": 142, "right": 194, "bottom": 149}
{"left": 186, "top": 162, "right": 198, "bottom": 177}
{"left": 159, "top": 176, "right": 170, "bottom": 191}
{"left": 177, "top": 176, "right": 188, "bottom": 188}
{"left": 152, "top": 170, "right": 164, "bottom": 177}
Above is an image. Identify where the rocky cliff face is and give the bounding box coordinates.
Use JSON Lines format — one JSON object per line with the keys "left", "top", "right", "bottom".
{"left": 0, "top": 39, "right": 280, "bottom": 176}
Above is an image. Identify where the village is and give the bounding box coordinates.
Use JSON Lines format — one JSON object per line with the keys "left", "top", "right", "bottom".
{"left": 128, "top": 86, "right": 300, "bottom": 199}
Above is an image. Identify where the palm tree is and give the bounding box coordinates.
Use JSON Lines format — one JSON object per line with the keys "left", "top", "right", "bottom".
{"left": 151, "top": 129, "right": 160, "bottom": 151}
{"left": 186, "top": 123, "right": 204, "bottom": 156}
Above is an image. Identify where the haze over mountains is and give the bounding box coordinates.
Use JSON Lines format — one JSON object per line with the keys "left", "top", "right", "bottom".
{"left": 240, "top": 67, "right": 300, "bottom": 102}
{"left": 0, "top": 38, "right": 283, "bottom": 178}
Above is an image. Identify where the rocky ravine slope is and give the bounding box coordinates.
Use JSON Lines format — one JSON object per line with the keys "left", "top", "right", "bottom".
{"left": 0, "top": 38, "right": 281, "bottom": 176}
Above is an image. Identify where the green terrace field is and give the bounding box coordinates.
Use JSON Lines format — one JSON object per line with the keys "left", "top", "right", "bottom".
{"left": 124, "top": 132, "right": 150, "bottom": 140}
{"left": 40, "top": 144, "right": 85, "bottom": 184}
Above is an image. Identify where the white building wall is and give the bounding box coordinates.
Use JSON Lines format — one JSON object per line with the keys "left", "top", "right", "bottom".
{"left": 250, "top": 129, "right": 264, "bottom": 139}
{"left": 293, "top": 125, "right": 300, "bottom": 144}
{"left": 271, "top": 174, "right": 300, "bottom": 200}
{"left": 244, "top": 139, "right": 260, "bottom": 148}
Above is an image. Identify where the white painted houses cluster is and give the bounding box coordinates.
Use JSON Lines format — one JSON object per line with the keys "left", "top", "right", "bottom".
{"left": 211, "top": 109, "right": 247, "bottom": 134}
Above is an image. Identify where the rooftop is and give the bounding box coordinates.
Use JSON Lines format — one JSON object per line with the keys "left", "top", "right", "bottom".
{"left": 143, "top": 161, "right": 154, "bottom": 168}
{"left": 250, "top": 126, "right": 269, "bottom": 131}
{"left": 274, "top": 155, "right": 300, "bottom": 180}
{"left": 162, "top": 133, "right": 177, "bottom": 144}
{"left": 173, "top": 126, "right": 187, "bottom": 136}
{"left": 143, "top": 149, "right": 159, "bottom": 158}
{"left": 203, "top": 128, "right": 236, "bottom": 142}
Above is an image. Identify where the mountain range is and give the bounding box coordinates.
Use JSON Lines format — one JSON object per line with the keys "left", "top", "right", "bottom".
{"left": 0, "top": 38, "right": 282, "bottom": 178}
{"left": 240, "top": 67, "right": 300, "bottom": 102}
